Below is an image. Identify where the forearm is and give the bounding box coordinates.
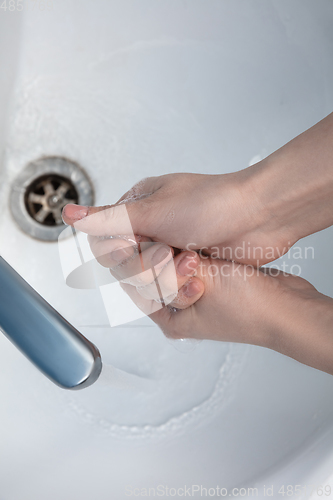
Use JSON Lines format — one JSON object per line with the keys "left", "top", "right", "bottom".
{"left": 268, "top": 291, "right": 333, "bottom": 375}
{"left": 247, "top": 112, "right": 333, "bottom": 242}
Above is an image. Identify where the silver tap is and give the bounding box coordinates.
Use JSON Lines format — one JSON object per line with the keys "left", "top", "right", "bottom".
{"left": 0, "top": 256, "right": 102, "bottom": 389}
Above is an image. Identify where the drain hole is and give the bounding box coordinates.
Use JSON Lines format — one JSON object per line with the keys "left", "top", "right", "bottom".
{"left": 24, "top": 174, "right": 79, "bottom": 226}
{"left": 10, "top": 157, "right": 94, "bottom": 241}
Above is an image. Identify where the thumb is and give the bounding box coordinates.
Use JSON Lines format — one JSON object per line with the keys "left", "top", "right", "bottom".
{"left": 62, "top": 203, "right": 107, "bottom": 226}
{"left": 61, "top": 176, "right": 163, "bottom": 235}
{"left": 62, "top": 196, "right": 160, "bottom": 237}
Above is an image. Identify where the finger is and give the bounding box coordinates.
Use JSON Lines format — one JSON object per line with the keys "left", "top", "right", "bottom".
{"left": 62, "top": 203, "right": 133, "bottom": 236}
{"left": 62, "top": 177, "right": 163, "bottom": 236}
{"left": 62, "top": 203, "right": 92, "bottom": 225}
{"left": 167, "top": 276, "right": 204, "bottom": 310}
{"left": 62, "top": 199, "right": 162, "bottom": 238}
{"left": 149, "top": 288, "right": 203, "bottom": 339}
{"left": 136, "top": 251, "right": 200, "bottom": 302}
{"left": 119, "top": 282, "right": 163, "bottom": 317}
{"left": 88, "top": 234, "right": 151, "bottom": 269}
{"left": 120, "top": 281, "right": 202, "bottom": 339}
{"left": 111, "top": 243, "right": 174, "bottom": 286}
{"left": 88, "top": 236, "right": 136, "bottom": 268}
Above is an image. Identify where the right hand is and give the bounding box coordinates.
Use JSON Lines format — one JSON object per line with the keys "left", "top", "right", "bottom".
{"left": 62, "top": 170, "right": 297, "bottom": 266}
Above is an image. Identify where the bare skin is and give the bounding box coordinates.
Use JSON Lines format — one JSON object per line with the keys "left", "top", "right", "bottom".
{"left": 63, "top": 113, "right": 333, "bottom": 266}
{"left": 122, "top": 260, "right": 333, "bottom": 376}
{"left": 62, "top": 112, "right": 333, "bottom": 375}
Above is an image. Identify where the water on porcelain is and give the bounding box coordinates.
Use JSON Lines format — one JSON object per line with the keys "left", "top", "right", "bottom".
{"left": 1, "top": 1, "right": 333, "bottom": 499}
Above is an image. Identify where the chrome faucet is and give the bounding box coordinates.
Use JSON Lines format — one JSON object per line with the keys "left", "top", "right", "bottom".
{"left": 0, "top": 256, "right": 102, "bottom": 389}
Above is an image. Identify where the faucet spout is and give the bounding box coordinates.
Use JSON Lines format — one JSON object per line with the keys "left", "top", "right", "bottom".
{"left": 0, "top": 256, "right": 102, "bottom": 390}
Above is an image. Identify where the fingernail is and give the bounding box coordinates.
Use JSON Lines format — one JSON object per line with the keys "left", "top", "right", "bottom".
{"left": 63, "top": 204, "right": 89, "bottom": 221}
{"left": 182, "top": 280, "right": 201, "bottom": 298}
{"left": 110, "top": 246, "right": 134, "bottom": 263}
{"left": 152, "top": 246, "right": 171, "bottom": 267}
{"left": 177, "top": 254, "right": 198, "bottom": 276}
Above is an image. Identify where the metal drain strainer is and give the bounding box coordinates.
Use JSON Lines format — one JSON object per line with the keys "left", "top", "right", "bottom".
{"left": 10, "top": 157, "right": 94, "bottom": 241}
{"left": 24, "top": 174, "right": 78, "bottom": 226}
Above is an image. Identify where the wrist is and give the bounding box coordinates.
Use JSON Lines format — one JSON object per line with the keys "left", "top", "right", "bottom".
{"left": 267, "top": 288, "right": 333, "bottom": 375}
{"left": 242, "top": 157, "right": 301, "bottom": 242}
{"left": 220, "top": 163, "right": 299, "bottom": 265}
{"left": 243, "top": 113, "right": 333, "bottom": 243}
{"left": 216, "top": 168, "right": 274, "bottom": 243}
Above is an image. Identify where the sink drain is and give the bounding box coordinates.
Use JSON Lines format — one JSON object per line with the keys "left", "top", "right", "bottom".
{"left": 24, "top": 174, "right": 78, "bottom": 226}
{"left": 10, "top": 157, "right": 94, "bottom": 241}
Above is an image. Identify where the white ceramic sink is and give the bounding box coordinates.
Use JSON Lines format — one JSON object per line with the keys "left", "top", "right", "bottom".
{"left": 1, "top": 2, "right": 333, "bottom": 499}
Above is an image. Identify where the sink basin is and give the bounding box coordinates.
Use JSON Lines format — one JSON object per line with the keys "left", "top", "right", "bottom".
{"left": 1, "top": 1, "right": 333, "bottom": 498}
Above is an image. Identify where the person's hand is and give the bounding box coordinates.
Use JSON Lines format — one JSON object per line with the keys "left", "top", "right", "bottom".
{"left": 62, "top": 112, "right": 333, "bottom": 268}
{"left": 121, "top": 257, "right": 314, "bottom": 343}
{"left": 62, "top": 171, "right": 296, "bottom": 266}
{"left": 121, "top": 256, "right": 333, "bottom": 376}
{"left": 85, "top": 231, "right": 205, "bottom": 309}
